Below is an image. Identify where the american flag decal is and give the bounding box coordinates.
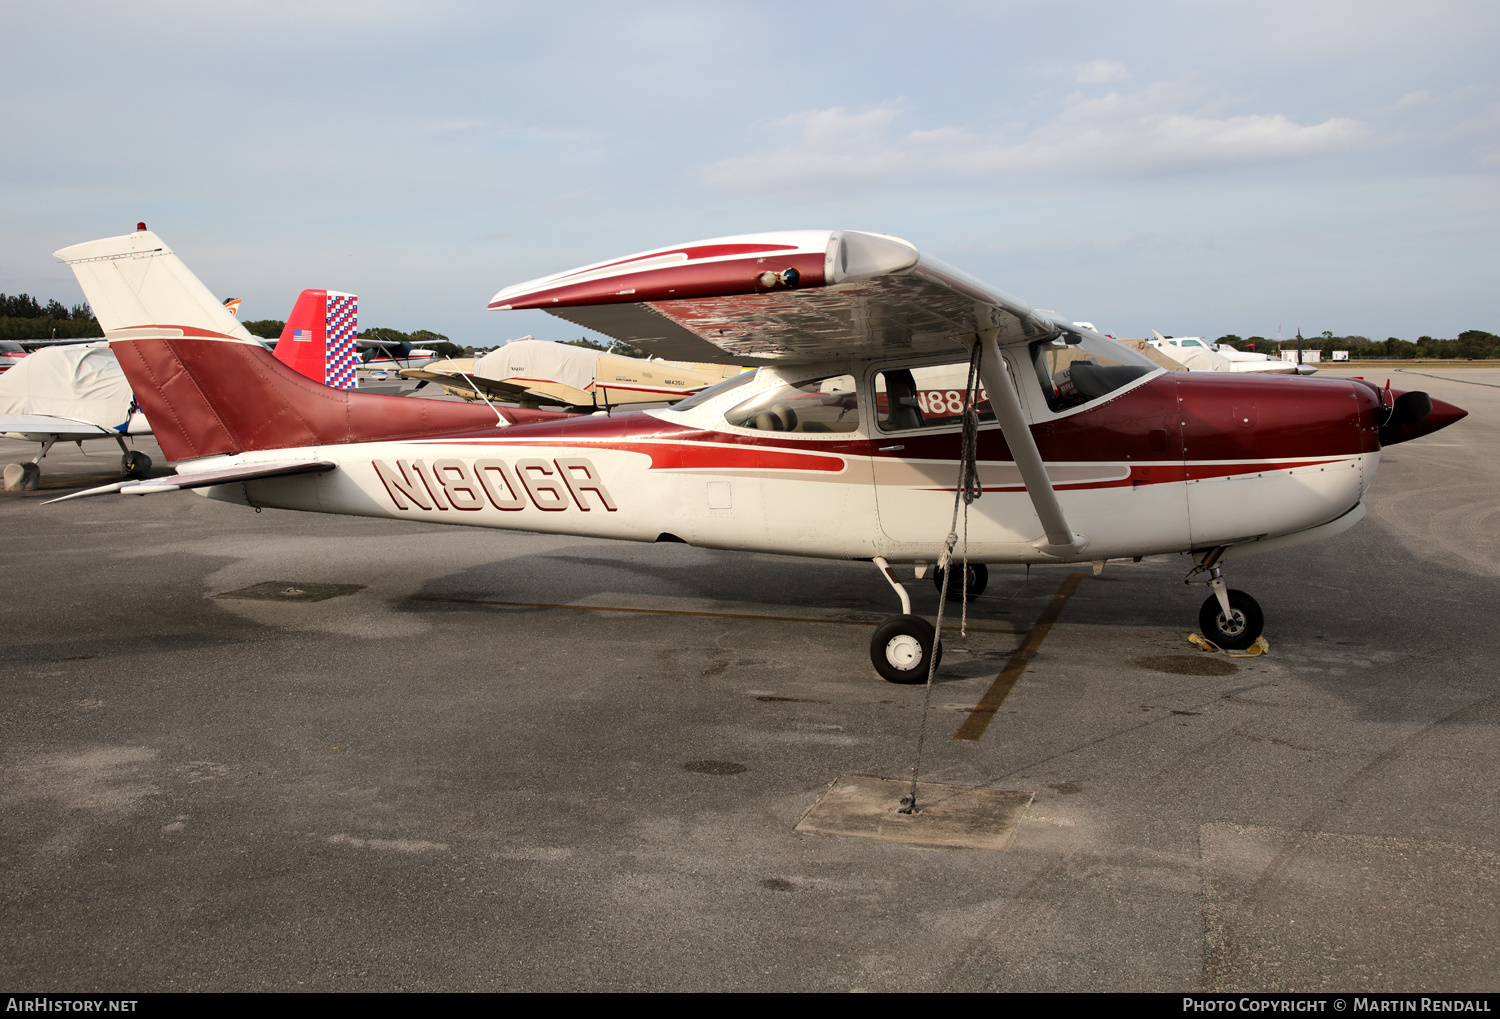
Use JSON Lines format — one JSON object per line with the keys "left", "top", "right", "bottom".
{"left": 324, "top": 293, "right": 359, "bottom": 390}
{"left": 292, "top": 328, "right": 313, "bottom": 342}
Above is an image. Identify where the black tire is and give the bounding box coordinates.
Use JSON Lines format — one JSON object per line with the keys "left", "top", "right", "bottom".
{"left": 1198, "top": 589, "right": 1264, "bottom": 650}
{"left": 932, "top": 562, "right": 988, "bottom": 600}
{"left": 870, "top": 615, "right": 943, "bottom": 684}
{"left": 121, "top": 451, "right": 153, "bottom": 478}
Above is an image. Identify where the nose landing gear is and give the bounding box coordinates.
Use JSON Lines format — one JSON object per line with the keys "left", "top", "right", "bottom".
{"left": 1186, "top": 547, "right": 1264, "bottom": 650}
{"left": 1198, "top": 588, "right": 1263, "bottom": 649}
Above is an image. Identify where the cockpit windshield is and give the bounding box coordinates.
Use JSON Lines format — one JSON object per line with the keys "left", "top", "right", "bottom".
{"left": 1030, "top": 333, "right": 1159, "bottom": 413}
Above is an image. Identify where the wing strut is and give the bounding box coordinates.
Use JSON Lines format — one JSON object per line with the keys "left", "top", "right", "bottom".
{"left": 971, "top": 315, "right": 1088, "bottom": 558}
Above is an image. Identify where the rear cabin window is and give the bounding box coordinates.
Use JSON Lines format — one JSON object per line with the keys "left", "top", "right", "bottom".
{"left": 1030, "top": 335, "right": 1157, "bottom": 413}
{"left": 874, "top": 361, "right": 997, "bottom": 432}
{"left": 664, "top": 368, "right": 759, "bottom": 412}
{"left": 724, "top": 374, "right": 860, "bottom": 433}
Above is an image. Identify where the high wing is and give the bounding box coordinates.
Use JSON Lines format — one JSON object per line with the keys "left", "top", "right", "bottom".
{"left": 488, "top": 230, "right": 1062, "bottom": 366}
{"left": 44, "top": 459, "right": 337, "bottom": 504}
{"left": 491, "top": 229, "right": 1087, "bottom": 554}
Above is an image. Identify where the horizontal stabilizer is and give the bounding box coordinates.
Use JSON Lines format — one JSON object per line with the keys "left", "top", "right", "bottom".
{"left": 45, "top": 459, "right": 336, "bottom": 504}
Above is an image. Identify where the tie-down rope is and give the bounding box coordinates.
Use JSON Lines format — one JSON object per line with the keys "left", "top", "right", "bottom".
{"left": 899, "top": 340, "right": 986, "bottom": 814}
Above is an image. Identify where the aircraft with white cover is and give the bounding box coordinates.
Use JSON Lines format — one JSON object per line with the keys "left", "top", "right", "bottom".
{"left": 0, "top": 342, "right": 154, "bottom": 489}
{"left": 2, "top": 282, "right": 404, "bottom": 489}
{"left": 402, "top": 338, "right": 747, "bottom": 410}
{"left": 48, "top": 226, "right": 1464, "bottom": 679}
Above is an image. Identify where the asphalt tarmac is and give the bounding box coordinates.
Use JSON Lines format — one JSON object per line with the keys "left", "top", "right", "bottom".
{"left": 1, "top": 367, "right": 1496, "bottom": 992}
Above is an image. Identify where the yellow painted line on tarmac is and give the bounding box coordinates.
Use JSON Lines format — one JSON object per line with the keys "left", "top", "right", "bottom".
{"left": 952, "top": 572, "right": 1088, "bottom": 742}
{"left": 408, "top": 595, "right": 1017, "bottom": 634}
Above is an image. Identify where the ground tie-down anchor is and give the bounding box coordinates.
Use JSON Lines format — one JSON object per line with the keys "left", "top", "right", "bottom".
{"left": 899, "top": 341, "right": 986, "bottom": 816}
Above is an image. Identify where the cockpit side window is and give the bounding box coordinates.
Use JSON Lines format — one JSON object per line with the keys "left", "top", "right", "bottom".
{"left": 724, "top": 374, "right": 860, "bottom": 433}
{"left": 874, "top": 361, "right": 997, "bottom": 432}
{"left": 1030, "top": 334, "right": 1158, "bottom": 413}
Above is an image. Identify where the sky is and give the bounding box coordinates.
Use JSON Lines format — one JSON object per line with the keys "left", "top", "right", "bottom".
{"left": 2, "top": 0, "right": 1496, "bottom": 346}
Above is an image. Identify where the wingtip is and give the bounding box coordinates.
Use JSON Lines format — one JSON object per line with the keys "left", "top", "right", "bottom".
{"left": 41, "top": 480, "right": 133, "bottom": 505}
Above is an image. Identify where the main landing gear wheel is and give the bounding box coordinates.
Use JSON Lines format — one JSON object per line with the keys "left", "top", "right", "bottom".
{"left": 932, "top": 562, "right": 988, "bottom": 599}
{"left": 870, "top": 614, "right": 942, "bottom": 684}
{"left": 1198, "top": 589, "right": 1264, "bottom": 650}
{"left": 121, "top": 450, "right": 152, "bottom": 478}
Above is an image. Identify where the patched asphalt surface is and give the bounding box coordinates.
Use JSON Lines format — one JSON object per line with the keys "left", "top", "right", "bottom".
{"left": 1, "top": 367, "right": 1496, "bottom": 992}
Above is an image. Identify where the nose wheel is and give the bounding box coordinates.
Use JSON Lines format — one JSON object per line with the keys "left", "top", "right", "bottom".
{"left": 1197, "top": 589, "right": 1263, "bottom": 649}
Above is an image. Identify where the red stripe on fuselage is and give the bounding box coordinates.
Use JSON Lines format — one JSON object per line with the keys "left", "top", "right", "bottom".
{"left": 930, "top": 457, "right": 1353, "bottom": 494}
{"left": 427, "top": 437, "right": 846, "bottom": 473}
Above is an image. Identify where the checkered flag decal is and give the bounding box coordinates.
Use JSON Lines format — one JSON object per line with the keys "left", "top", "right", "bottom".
{"left": 325, "top": 294, "right": 359, "bottom": 390}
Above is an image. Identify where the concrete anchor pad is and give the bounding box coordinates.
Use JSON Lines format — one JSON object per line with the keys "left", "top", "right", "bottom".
{"left": 214, "top": 581, "right": 366, "bottom": 602}
{"left": 796, "top": 774, "right": 1033, "bottom": 850}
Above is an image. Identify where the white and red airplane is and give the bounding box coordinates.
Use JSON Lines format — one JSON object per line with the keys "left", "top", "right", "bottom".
{"left": 48, "top": 226, "right": 1464, "bottom": 679}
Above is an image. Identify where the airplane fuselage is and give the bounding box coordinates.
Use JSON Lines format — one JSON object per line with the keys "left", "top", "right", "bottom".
{"left": 186, "top": 367, "right": 1384, "bottom": 564}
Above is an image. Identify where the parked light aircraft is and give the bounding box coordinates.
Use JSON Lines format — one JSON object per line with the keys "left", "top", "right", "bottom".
{"left": 3, "top": 283, "right": 378, "bottom": 488}
{"left": 0, "top": 342, "right": 154, "bottom": 488}
{"left": 1148, "top": 332, "right": 1314, "bottom": 375}
{"left": 358, "top": 343, "right": 439, "bottom": 380}
{"left": 49, "top": 227, "right": 1465, "bottom": 679}
{"left": 401, "top": 338, "right": 747, "bottom": 410}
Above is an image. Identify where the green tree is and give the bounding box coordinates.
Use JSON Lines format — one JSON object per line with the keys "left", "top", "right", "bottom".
{"left": 241, "top": 319, "right": 285, "bottom": 339}
{"left": 0, "top": 293, "right": 103, "bottom": 340}
{"left": 562, "top": 336, "right": 648, "bottom": 358}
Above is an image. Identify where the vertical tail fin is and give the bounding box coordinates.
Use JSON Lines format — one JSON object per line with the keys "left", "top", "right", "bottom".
{"left": 274, "top": 289, "right": 359, "bottom": 390}
{"left": 55, "top": 228, "right": 530, "bottom": 461}
{"left": 55, "top": 226, "right": 260, "bottom": 345}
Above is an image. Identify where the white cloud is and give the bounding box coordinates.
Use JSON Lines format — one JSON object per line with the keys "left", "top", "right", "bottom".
{"left": 697, "top": 85, "right": 1371, "bottom": 194}
{"left": 1076, "top": 59, "right": 1129, "bottom": 84}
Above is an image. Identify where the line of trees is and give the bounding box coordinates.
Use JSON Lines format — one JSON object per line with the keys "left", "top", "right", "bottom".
{"left": 4, "top": 291, "right": 1494, "bottom": 360}
{"left": 241, "top": 320, "right": 468, "bottom": 359}
{"left": 0, "top": 292, "right": 103, "bottom": 342}
{"left": 1218, "top": 330, "right": 1500, "bottom": 360}
{"left": 562, "top": 337, "right": 649, "bottom": 358}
